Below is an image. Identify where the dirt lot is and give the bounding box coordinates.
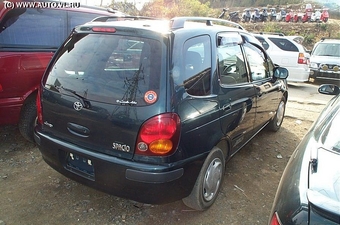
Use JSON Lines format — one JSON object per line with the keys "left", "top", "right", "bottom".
{"left": 0, "top": 85, "right": 328, "bottom": 225}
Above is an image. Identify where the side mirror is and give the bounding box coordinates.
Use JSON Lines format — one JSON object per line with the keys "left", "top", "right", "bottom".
{"left": 273, "top": 67, "right": 289, "bottom": 79}
{"left": 318, "top": 84, "right": 340, "bottom": 95}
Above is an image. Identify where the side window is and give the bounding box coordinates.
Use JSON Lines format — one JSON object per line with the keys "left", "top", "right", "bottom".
{"left": 243, "top": 43, "right": 272, "bottom": 81}
{"left": 268, "top": 37, "right": 298, "bottom": 52}
{"left": 181, "top": 35, "right": 212, "bottom": 96}
{"left": 218, "top": 34, "right": 248, "bottom": 85}
{"left": 0, "top": 9, "right": 67, "bottom": 48}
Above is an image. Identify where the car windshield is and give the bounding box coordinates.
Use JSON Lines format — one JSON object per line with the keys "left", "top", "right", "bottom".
{"left": 319, "top": 107, "right": 340, "bottom": 153}
{"left": 44, "top": 33, "right": 162, "bottom": 105}
{"left": 312, "top": 42, "right": 340, "bottom": 57}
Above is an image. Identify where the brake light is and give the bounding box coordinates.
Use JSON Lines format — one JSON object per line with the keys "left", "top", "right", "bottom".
{"left": 298, "top": 53, "right": 307, "bottom": 64}
{"left": 269, "top": 212, "right": 282, "bottom": 225}
{"left": 136, "top": 113, "right": 181, "bottom": 156}
{"left": 92, "top": 27, "right": 116, "bottom": 33}
{"left": 36, "top": 86, "right": 43, "bottom": 125}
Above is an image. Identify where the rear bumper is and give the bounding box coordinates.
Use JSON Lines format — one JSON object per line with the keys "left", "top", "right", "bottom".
{"left": 34, "top": 128, "right": 204, "bottom": 204}
{"left": 286, "top": 66, "right": 310, "bottom": 82}
{"left": 310, "top": 69, "right": 340, "bottom": 81}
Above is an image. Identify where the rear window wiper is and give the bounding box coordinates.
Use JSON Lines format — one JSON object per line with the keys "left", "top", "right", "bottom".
{"left": 56, "top": 86, "right": 91, "bottom": 109}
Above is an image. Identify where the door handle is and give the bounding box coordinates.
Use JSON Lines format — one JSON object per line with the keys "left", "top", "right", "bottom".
{"left": 222, "top": 103, "right": 232, "bottom": 111}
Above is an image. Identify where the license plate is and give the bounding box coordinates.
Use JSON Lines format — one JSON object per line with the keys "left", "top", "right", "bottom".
{"left": 66, "top": 152, "right": 94, "bottom": 180}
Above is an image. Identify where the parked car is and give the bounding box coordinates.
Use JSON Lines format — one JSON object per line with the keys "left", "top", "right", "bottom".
{"left": 34, "top": 16, "right": 289, "bottom": 210}
{"left": 253, "top": 33, "right": 310, "bottom": 82}
{"left": 241, "top": 8, "right": 251, "bottom": 22}
{"left": 268, "top": 8, "right": 277, "bottom": 21}
{"left": 320, "top": 8, "right": 329, "bottom": 22}
{"left": 276, "top": 8, "right": 287, "bottom": 22}
{"left": 268, "top": 84, "right": 340, "bottom": 225}
{"left": 309, "top": 38, "right": 340, "bottom": 82}
{"left": 310, "top": 9, "right": 322, "bottom": 23}
{"left": 0, "top": 0, "right": 125, "bottom": 142}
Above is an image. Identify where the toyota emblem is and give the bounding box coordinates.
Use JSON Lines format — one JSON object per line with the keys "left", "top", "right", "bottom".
{"left": 73, "top": 101, "right": 83, "bottom": 111}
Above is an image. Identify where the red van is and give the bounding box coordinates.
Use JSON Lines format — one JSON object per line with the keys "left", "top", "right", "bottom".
{"left": 0, "top": 0, "right": 123, "bottom": 142}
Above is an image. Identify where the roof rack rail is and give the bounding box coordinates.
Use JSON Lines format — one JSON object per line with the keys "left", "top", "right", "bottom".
{"left": 92, "top": 16, "right": 159, "bottom": 22}
{"left": 256, "top": 32, "right": 285, "bottom": 36}
{"left": 170, "top": 17, "right": 245, "bottom": 30}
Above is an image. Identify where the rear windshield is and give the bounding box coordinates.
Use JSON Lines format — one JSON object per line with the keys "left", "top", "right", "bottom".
{"left": 312, "top": 43, "right": 340, "bottom": 57}
{"left": 44, "top": 33, "right": 162, "bottom": 105}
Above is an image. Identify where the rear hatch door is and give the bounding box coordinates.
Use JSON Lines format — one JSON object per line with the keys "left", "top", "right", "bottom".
{"left": 41, "top": 31, "right": 165, "bottom": 160}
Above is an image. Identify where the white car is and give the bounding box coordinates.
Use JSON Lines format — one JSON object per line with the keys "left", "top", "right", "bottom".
{"left": 253, "top": 33, "right": 310, "bottom": 82}
{"left": 309, "top": 38, "right": 340, "bottom": 82}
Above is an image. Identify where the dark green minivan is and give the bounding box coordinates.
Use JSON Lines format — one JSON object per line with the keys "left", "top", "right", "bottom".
{"left": 34, "top": 16, "right": 288, "bottom": 210}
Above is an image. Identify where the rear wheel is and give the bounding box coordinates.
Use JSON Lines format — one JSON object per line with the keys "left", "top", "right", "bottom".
{"left": 19, "top": 97, "right": 37, "bottom": 143}
{"left": 182, "top": 147, "right": 225, "bottom": 211}
{"left": 267, "top": 96, "right": 286, "bottom": 132}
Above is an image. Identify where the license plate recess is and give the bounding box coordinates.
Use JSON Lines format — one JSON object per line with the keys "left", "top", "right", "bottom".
{"left": 66, "top": 152, "right": 95, "bottom": 180}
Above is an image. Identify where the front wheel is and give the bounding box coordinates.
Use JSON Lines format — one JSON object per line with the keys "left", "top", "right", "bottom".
{"left": 267, "top": 96, "right": 286, "bottom": 132}
{"left": 182, "top": 147, "right": 225, "bottom": 211}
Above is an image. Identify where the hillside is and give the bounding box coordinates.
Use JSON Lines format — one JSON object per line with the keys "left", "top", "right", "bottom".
{"left": 240, "top": 19, "right": 340, "bottom": 50}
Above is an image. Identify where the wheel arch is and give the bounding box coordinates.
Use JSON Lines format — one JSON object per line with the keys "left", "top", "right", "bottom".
{"left": 21, "top": 86, "right": 38, "bottom": 106}
{"left": 215, "top": 137, "right": 231, "bottom": 162}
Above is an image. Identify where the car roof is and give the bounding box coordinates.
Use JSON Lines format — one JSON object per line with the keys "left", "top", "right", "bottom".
{"left": 81, "top": 16, "right": 246, "bottom": 34}
{"left": 253, "top": 33, "right": 305, "bottom": 44}
{"left": 317, "top": 38, "right": 340, "bottom": 44}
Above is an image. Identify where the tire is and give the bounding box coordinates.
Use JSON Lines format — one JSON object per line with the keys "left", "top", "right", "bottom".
{"left": 19, "top": 96, "right": 37, "bottom": 143}
{"left": 182, "top": 147, "right": 225, "bottom": 211}
{"left": 267, "top": 96, "right": 286, "bottom": 132}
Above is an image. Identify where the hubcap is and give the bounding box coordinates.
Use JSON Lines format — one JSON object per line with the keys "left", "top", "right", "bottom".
{"left": 203, "top": 158, "right": 222, "bottom": 201}
{"left": 276, "top": 101, "right": 285, "bottom": 126}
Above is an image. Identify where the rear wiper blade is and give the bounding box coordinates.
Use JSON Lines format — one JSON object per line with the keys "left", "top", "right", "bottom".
{"left": 56, "top": 86, "right": 91, "bottom": 109}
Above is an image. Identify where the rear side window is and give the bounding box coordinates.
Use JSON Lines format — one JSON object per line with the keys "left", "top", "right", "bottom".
{"left": 268, "top": 37, "right": 298, "bottom": 52}
{"left": 172, "top": 35, "right": 212, "bottom": 96}
{"left": 0, "top": 8, "right": 67, "bottom": 48}
{"left": 44, "top": 34, "right": 161, "bottom": 106}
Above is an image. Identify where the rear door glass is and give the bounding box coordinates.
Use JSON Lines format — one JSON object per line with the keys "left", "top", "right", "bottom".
{"left": 44, "top": 34, "right": 162, "bottom": 106}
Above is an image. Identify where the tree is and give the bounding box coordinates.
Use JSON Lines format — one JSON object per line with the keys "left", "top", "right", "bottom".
{"left": 109, "top": 0, "right": 139, "bottom": 15}
{"left": 140, "top": 0, "right": 214, "bottom": 18}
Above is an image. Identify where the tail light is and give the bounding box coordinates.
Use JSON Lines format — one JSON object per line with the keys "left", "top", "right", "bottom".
{"left": 36, "top": 86, "right": 43, "bottom": 125}
{"left": 135, "top": 113, "right": 181, "bottom": 156}
{"left": 298, "top": 53, "right": 307, "bottom": 64}
{"left": 269, "top": 212, "right": 282, "bottom": 225}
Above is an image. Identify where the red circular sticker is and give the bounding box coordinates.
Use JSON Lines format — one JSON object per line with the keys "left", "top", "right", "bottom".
{"left": 144, "top": 91, "right": 157, "bottom": 104}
